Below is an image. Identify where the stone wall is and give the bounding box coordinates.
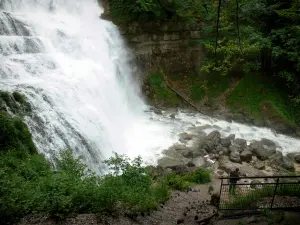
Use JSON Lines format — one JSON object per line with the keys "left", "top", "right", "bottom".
{"left": 99, "top": 0, "right": 205, "bottom": 77}
{"left": 119, "top": 21, "right": 205, "bottom": 77}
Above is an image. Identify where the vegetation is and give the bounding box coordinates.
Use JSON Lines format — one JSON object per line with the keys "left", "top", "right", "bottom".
{"left": 108, "top": 0, "right": 204, "bottom": 24}
{"left": 0, "top": 92, "right": 211, "bottom": 224}
{"left": 146, "top": 73, "right": 180, "bottom": 106}
{"left": 162, "top": 168, "right": 211, "bottom": 190}
{"left": 225, "top": 184, "right": 300, "bottom": 210}
{"left": 227, "top": 74, "right": 295, "bottom": 125}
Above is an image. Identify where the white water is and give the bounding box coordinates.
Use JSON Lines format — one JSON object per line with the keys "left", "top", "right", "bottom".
{"left": 0, "top": 0, "right": 299, "bottom": 173}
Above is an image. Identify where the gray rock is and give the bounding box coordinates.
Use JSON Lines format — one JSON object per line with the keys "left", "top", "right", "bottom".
{"left": 182, "top": 150, "right": 194, "bottom": 158}
{"left": 233, "top": 138, "right": 247, "bottom": 148}
{"left": 287, "top": 152, "right": 300, "bottom": 163}
{"left": 191, "top": 157, "right": 206, "bottom": 167}
{"left": 203, "top": 141, "right": 216, "bottom": 153}
{"left": 221, "top": 134, "right": 235, "bottom": 147}
{"left": 295, "top": 154, "right": 300, "bottom": 163}
{"left": 261, "top": 138, "right": 277, "bottom": 148}
{"left": 240, "top": 150, "right": 252, "bottom": 163}
{"left": 157, "top": 157, "right": 187, "bottom": 167}
{"left": 220, "top": 138, "right": 231, "bottom": 148}
{"left": 229, "top": 151, "right": 241, "bottom": 163}
{"left": 254, "top": 162, "right": 265, "bottom": 170}
{"left": 170, "top": 113, "right": 176, "bottom": 118}
{"left": 229, "top": 145, "right": 243, "bottom": 153}
{"left": 179, "top": 132, "right": 193, "bottom": 143}
{"left": 250, "top": 141, "right": 276, "bottom": 161}
{"left": 206, "top": 130, "right": 221, "bottom": 143}
{"left": 187, "top": 161, "right": 196, "bottom": 167}
{"left": 281, "top": 156, "right": 295, "bottom": 171}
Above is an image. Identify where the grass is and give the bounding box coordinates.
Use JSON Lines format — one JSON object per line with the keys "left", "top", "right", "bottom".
{"left": 224, "top": 184, "right": 300, "bottom": 210}
{"left": 162, "top": 168, "right": 211, "bottom": 191}
{"left": 227, "top": 74, "right": 296, "bottom": 126}
{"left": 148, "top": 73, "right": 180, "bottom": 106}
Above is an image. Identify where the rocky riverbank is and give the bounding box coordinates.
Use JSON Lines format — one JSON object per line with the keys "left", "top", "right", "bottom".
{"left": 157, "top": 128, "right": 300, "bottom": 177}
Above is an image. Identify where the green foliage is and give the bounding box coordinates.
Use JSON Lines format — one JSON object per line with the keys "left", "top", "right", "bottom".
{"left": 108, "top": 0, "right": 204, "bottom": 23}
{"left": 227, "top": 74, "right": 296, "bottom": 125}
{"left": 163, "top": 168, "right": 211, "bottom": 190}
{"left": 0, "top": 112, "right": 36, "bottom": 154}
{"left": 226, "top": 184, "right": 300, "bottom": 210}
{"left": 0, "top": 91, "right": 31, "bottom": 115}
{"left": 148, "top": 73, "right": 180, "bottom": 106}
{"left": 0, "top": 150, "right": 170, "bottom": 224}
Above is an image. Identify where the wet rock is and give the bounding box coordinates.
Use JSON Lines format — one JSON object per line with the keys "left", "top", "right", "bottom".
{"left": 170, "top": 113, "right": 176, "bottom": 118}
{"left": 287, "top": 152, "right": 300, "bottom": 163}
{"left": 182, "top": 150, "right": 194, "bottom": 158}
{"left": 157, "top": 156, "right": 187, "bottom": 168}
{"left": 240, "top": 150, "right": 252, "bottom": 163}
{"left": 220, "top": 134, "right": 235, "bottom": 147}
{"left": 179, "top": 132, "right": 193, "bottom": 143}
{"left": 250, "top": 141, "right": 276, "bottom": 161}
{"left": 254, "top": 162, "right": 265, "bottom": 170}
{"left": 233, "top": 138, "right": 247, "bottom": 148}
{"left": 229, "top": 151, "right": 241, "bottom": 163}
{"left": 281, "top": 156, "right": 295, "bottom": 171}
{"left": 261, "top": 138, "right": 277, "bottom": 148}
{"left": 191, "top": 157, "right": 206, "bottom": 167}
{"left": 206, "top": 130, "right": 221, "bottom": 142}
{"left": 229, "top": 145, "right": 242, "bottom": 153}
{"left": 187, "top": 161, "right": 196, "bottom": 167}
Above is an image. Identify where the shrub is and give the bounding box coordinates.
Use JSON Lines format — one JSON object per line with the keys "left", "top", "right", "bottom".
{"left": 108, "top": 0, "right": 203, "bottom": 24}
{"left": 0, "top": 112, "right": 36, "bottom": 155}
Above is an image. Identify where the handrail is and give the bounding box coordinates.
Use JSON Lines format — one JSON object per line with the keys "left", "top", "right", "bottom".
{"left": 219, "top": 175, "right": 300, "bottom": 179}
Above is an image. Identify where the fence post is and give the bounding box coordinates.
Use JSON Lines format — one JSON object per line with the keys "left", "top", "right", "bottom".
{"left": 218, "top": 179, "right": 223, "bottom": 210}
{"left": 271, "top": 177, "right": 280, "bottom": 209}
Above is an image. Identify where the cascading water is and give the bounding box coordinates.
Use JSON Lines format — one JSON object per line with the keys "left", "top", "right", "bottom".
{"left": 0, "top": 0, "right": 177, "bottom": 173}
{"left": 1, "top": 0, "right": 300, "bottom": 174}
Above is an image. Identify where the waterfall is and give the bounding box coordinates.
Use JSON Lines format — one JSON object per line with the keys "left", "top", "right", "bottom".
{"left": 0, "top": 0, "right": 176, "bottom": 173}
{"left": 1, "top": 0, "right": 300, "bottom": 174}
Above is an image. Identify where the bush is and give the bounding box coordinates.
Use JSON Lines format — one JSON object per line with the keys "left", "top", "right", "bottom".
{"left": 0, "top": 151, "right": 170, "bottom": 224}
{"left": 108, "top": 0, "right": 203, "bottom": 24}
{"left": 0, "top": 112, "right": 36, "bottom": 155}
{"left": 163, "top": 168, "right": 211, "bottom": 190}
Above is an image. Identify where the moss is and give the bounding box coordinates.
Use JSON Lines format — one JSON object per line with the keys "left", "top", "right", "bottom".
{"left": 148, "top": 73, "right": 180, "bottom": 106}
{"left": 0, "top": 91, "right": 31, "bottom": 115}
{"left": 0, "top": 112, "right": 36, "bottom": 155}
{"left": 189, "top": 72, "right": 230, "bottom": 102}
{"left": 227, "top": 74, "right": 296, "bottom": 126}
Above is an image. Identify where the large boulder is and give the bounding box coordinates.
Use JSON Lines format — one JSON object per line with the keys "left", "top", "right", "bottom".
{"left": 254, "top": 162, "right": 265, "bottom": 170}
{"left": 261, "top": 138, "right": 277, "bottom": 148}
{"left": 287, "top": 152, "right": 300, "bottom": 163}
{"left": 157, "top": 156, "right": 187, "bottom": 168}
{"left": 220, "top": 134, "right": 235, "bottom": 147}
{"left": 295, "top": 154, "right": 300, "bottom": 163}
{"left": 229, "top": 145, "right": 243, "bottom": 153}
{"left": 206, "top": 130, "right": 221, "bottom": 144}
{"left": 250, "top": 141, "right": 276, "bottom": 160}
{"left": 281, "top": 156, "right": 295, "bottom": 171}
{"left": 233, "top": 138, "right": 247, "bottom": 148}
{"left": 178, "top": 132, "right": 193, "bottom": 143}
{"left": 229, "top": 151, "right": 241, "bottom": 163}
{"left": 240, "top": 150, "right": 252, "bottom": 163}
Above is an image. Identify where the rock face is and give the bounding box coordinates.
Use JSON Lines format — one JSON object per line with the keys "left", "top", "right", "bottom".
{"left": 250, "top": 141, "right": 276, "bottom": 160}
{"left": 240, "top": 150, "right": 252, "bottom": 163}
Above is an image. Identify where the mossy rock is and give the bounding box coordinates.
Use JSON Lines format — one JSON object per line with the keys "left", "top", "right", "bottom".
{"left": 0, "top": 91, "right": 31, "bottom": 115}
{"left": 0, "top": 112, "right": 36, "bottom": 155}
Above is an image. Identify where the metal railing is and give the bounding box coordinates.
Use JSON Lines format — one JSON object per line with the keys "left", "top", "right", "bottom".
{"left": 218, "top": 176, "right": 300, "bottom": 211}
